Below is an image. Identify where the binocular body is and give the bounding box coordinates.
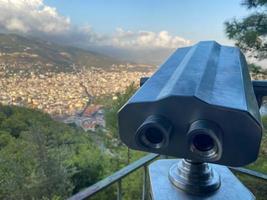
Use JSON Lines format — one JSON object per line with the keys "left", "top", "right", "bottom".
{"left": 118, "top": 41, "right": 262, "bottom": 167}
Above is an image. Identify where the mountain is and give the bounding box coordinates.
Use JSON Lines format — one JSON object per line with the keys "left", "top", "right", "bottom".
{"left": 87, "top": 45, "right": 174, "bottom": 66}
{"left": 0, "top": 33, "right": 124, "bottom": 74}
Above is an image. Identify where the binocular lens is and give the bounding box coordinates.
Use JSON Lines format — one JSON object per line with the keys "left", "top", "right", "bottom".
{"left": 188, "top": 120, "right": 222, "bottom": 161}
{"left": 144, "top": 127, "right": 164, "bottom": 145}
{"left": 136, "top": 115, "right": 172, "bottom": 149}
{"left": 192, "top": 133, "right": 214, "bottom": 152}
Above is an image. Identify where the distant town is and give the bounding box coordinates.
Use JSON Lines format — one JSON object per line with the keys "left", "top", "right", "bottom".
{"left": 0, "top": 63, "right": 154, "bottom": 130}
{"left": 2, "top": 58, "right": 266, "bottom": 132}
{"left": 0, "top": 32, "right": 157, "bottom": 131}
{"left": 1, "top": 62, "right": 265, "bottom": 116}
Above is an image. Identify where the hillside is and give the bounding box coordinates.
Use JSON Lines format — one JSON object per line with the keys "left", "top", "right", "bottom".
{"left": 0, "top": 103, "right": 107, "bottom": 199}
{"left": 0, "top": 86, "right": 146, "bottom": 200}
{"left": 0, "top": 33, "right": 123, "bottom": 75}
{"left": 87, "top": 45, "right": 174, "bottom": 66}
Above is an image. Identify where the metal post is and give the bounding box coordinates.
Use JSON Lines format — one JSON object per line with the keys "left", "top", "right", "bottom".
{"left": 160, "top": 155, "right": 168, "bottom": 159}
{"left": 169, "top": 159, "right": 220, "bottom": 194}
{"left": 142, "top": 165, "right": 148, "bottom": 200}
{"left": 117, "top": 179, "right": 122, "bottom": 200}
{"left": 149, "top": 159, "right": 255, "bottom": 200}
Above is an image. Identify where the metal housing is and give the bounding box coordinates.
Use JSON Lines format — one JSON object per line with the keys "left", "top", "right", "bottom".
{"left": 118, "top": 41, "right": 262, "bottom": 167}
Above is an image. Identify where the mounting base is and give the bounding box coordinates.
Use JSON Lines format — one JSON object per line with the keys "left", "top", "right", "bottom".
{"left": 149, "top": 159, "right": 255, "bottom": 200}
{"left": 169, "top": 159, "right": 221, "bottom": 195}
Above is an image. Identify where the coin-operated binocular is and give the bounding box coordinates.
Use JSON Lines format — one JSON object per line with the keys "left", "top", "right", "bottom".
{"left": 118, "top": 41, "right": 266, "bottom": 199}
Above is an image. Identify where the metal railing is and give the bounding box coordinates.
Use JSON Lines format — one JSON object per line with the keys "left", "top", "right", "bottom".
{"left": 230, "top": 167, "right": 267, "bottom": 180}
{"left": 68, "top": 154, "right": 267, "bottom": 200}
{"left": 68, "top": 153, "right": 160, "bottom": 200}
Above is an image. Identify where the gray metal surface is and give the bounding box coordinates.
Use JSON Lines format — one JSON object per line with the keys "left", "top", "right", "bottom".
{"left": 149, "top": 159, "right": 255, "bottom": 200}
{"left": 117, "top": 180, "right": 122, "bottom": 200}
{"left": 119, "top": 41, "right": 262, "bottom": 167}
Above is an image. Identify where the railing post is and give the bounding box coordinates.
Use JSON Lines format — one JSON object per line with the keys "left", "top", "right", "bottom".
{"left": 117, "top": 179, "right": 122, "bottom": 200}
{"left": 160, "top": 155, "right": 168, "bottom": 159}
{"left": 142, "top": 165, "right": 148, "bottom": 200}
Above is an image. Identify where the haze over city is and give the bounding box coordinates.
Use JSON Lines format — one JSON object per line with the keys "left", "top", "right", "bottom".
{"left": 2, "top": 0, "right": 264, "bottom": 66}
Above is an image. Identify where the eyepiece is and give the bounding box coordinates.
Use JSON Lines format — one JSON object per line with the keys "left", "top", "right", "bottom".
{"left": 192, "top": 133, "right": 214, "bottom": 152}
{"left": 136, "top": 115, "right": 172, "bottom": 149}
{"left": 144, "top": 127, "right": 164, "bottom": 144}
{"left": 187, "top": 120, "right": 222, "bottom": 162}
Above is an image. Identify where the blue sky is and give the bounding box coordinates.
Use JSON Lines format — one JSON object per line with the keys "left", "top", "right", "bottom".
{"left": 44, "top": 0, "right": 251, "bottom": 44}
{"left": 0, "top": 0, "right": 265, "bottom": 65}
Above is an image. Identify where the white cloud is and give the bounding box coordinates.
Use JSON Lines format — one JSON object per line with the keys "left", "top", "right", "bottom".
{"left": 0, "top": 0, "right": 191, "bottom": 49}
{"left": 5, "top": 18, "right": 28, "bottom": 33}
{"left": 0, "top": 0, "right": 70, "bottom": 34}
{"left": 111, "top": 28, "right": 191, "bottom": 49}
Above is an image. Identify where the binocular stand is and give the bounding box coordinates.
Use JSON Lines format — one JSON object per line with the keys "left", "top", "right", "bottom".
{"left": 149, "top": 159, "right": 254, "bottom": 200}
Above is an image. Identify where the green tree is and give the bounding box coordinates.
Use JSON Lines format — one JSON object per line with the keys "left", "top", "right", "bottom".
{"left": 24, "top": 124, "right": 73, "bottom": 199}
{"left": 225, "top": 0, "right": 267, "bottom": 59}
{"left": 0, "top": 136, "right": 35, "bottom": 199}
{"left": 0, "top": 105, "right": 106, "bottom": 199}
{"left": 1, "top": 115, "right": 28, "bottom": 137}
{"left": 105, "top": 82, "right": 136, "bottom": 139}
{"left": 68, "top": 141, "right": 105, "bottom": 194}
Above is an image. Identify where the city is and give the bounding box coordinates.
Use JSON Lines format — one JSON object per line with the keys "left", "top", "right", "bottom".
{"left": 0, "top": 64, "right": 154, "bottom": 116}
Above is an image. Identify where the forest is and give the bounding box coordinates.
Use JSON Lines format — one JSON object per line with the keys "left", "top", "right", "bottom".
{"left": 0, "top": 84, "right": 148, "bottom": 200}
